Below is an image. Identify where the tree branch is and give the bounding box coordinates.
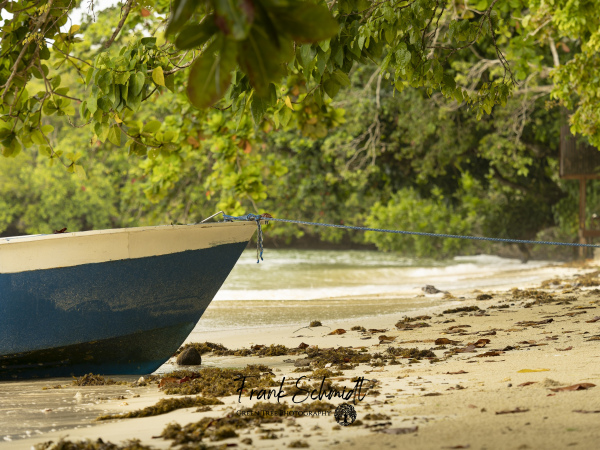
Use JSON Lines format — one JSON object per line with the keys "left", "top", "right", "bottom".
{"left": 104, "top": 0, "right": 134, "bottom": 49}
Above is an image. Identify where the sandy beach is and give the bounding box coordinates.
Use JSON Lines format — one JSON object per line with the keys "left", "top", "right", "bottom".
{"left": 2, "top": 258, "right": 600, "bottom": 449}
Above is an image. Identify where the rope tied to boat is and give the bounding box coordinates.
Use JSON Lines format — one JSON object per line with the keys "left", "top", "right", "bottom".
{"left": 222, "top": 213, "right": 600, "bottom": 263}
{"left": 223, "top": 213, "right": 268, "bottom": 263}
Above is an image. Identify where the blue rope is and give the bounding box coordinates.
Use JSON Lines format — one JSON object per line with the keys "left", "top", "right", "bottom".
{"left": 223, "top": 213, "right": 600, "bottom": 262}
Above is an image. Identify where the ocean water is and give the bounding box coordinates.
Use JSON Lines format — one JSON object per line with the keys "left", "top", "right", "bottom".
{"left": 194, "top": 249, "right": 559, "bottom": 332}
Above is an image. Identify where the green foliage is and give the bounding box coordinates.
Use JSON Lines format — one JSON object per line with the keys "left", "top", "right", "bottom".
{"left": 1, "top": 0, "right": 599, "bottom": 261}
{"left": 365, "top": 187, "right": 477, "bottom": 257}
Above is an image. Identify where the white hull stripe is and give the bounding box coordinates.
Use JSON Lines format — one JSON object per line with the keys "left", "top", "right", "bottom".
{"left": 0, "top": 221, "right": 256, "bottom": 274}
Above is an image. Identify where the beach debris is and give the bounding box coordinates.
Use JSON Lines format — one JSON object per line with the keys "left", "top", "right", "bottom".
{"left": 176, "top": 347, "right": 202, "bottom": 366}
{"left": 395, "top": 321, "right": 430, "bottom": 330}
{"left": 573, "top": 409, "right": 600, "bottom": 413}
{"left": 72, "top": 373, "right": 127, "bottom": 386}
{"left": 160, "top": 365, "right": 277, "bottom": 396}
{"left": 517, "top": 369, "right": 550, "bottom": 373}
{"left": 305, "top": 346, "right": 371, "bottom": 368}
{"left": 329, "top": 329, "right": 347, "bottom": 335}
{"left": 386, "top": 347, "right": 435, "bottom": 359}
{"left": 289, "top": 440, "right": 310, "bottom": 448}
{"left": 309, "top": 321, "right": 323, "bottom": 327}
{"left": 473, "top": 339, "right": 490, "bottom": 348}
{"left": 476, "top": 294, "right": 493, "bottom": 300}
{"left": 310, "top": 368, "right": 342, "bottom": 378}
{"left": 378, "top": 335, "right": 395, "bottom": 343}
{"left": 452, "top": 344, "right": 478, "bottom": 353}
{"left": 476, "top": 351, "right": 503, "bottom": 357}
{"left": 33, "top": 439, "right": 154, "bottom": 449}
{"left": 443, "top": 306, "right": 481, "bottom": 314}
{"left": 422, "top": 285, "right": 448, "bottom": 294}
{"left": 549, "top": 383, "right": 596, "bottom": 392}
{"left": 175, "top": 341, "right": 228, "bottom": 356}
{"left": 364, "top": 413, "right": 391, "bottom": 420}
{"left": 495, "top": 407, "right": 529, "bottom": 415}
{"left": 445, "top": 370, "right": 468, "bottom": 375}
{"left": 53, "top": 227, "right": 67, "bottom": 234}
{"left": 515, "top": 318, "right": 553, "bottom": 327}
{"left": 402, "top": 315, "right": 432, "bottom": 322}
{"left": 96, "top": 396, "right": 223, "bottom": 421}
{"left": 435, "top": 338, "right": 460, "bottom": 345}
{"left": 518, "top": 382, "right": 537, "bottom": 387}
{"left": 442, "top": 445, "right": 471, "bottom": 449}
{"left": 585, "top": 316, "right": 600, "bottom": 323}
{"left": 369, "top": 328, "right": 388, "bottom": 333}
{"left": 294, "top": 358, "right": 312, "bottom": 367}
{"left": 351, "top": 325, "right": 367, "bottom": 332}
{"left": 298, "top": 342, "right": 310, "bottom": 349}
{"left": 555, "top": 346, "right": 573, "bottom": 351}
{"left": 377, "top": 426, "right": 418, "bottom": 434}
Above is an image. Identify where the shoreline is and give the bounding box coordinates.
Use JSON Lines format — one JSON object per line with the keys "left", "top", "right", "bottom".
{"left": 2, "top": 260, "right": 600, "bottom": 449}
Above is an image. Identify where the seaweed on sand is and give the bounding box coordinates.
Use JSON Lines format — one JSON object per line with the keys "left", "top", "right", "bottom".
{"left": 160, "top": 365, "right": 277, "bottom": 396}
{"left": 96, "top": 396, "right": 223, "bottom": 421}
{"left": 304, "top": 346, "right": 371, "bottom": 369}
{"left": 34, "top": 438, "right": 154, "bottom": 449}
{"left": 160, "top": 401, "right": 334, "bottom": 445}
{"left": 399, "top": 315, "right": 432, "bottom": 322}
{"left": 174, "top": 342, "right": 228, "bottom": 356}
{"left": 386, "top": 347, "right": 436, "bottom": 359}
{"left": 511, "top": 289, "right": 555, "bottom": 304}
{"left": 442, "top": 306, "right": 481, "bottom": 314}
{"left": 212, "top": 343, "right": 299, "bottom": 357}
{"left": 310, "top": 368, "right": 342, "bottom": 378}
{"left": 72, "top": 373, "right": 128, "bottom": 386}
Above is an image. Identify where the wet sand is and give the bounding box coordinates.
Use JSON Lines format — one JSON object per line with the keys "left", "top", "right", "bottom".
{"left": 2, "top": 260, "right": 600, "bottom": 449}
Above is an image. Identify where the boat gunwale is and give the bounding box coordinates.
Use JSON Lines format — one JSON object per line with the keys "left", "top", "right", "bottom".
{"left": 0, "top": 220, "right": 259, "bottom": 245}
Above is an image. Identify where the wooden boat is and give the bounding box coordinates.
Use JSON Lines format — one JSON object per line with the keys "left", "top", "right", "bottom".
{"left": 0, "top": 221, "right": 257, "bottom": 379}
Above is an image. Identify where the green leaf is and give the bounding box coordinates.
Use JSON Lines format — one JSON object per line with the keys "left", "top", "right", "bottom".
{"left": 31, "top": 130, "right": 45, "bottom": 145}
{"left": 98, "top": 96, "right": 112, "bottom": 112}
{"left": 323, "top": 77, "right": 340, "bottom": 98}
{"left": 141, "top": 37, "right": 157, "bottom": 48}
{"left": 271, "top": 3, "right": 339, "bottom": 43}
{"left": 166, "top": 0, "right": 197, "bottom": 35}
{"left": 175, "top": 18, "right": 218, "bottom": 50}
{"left": 87, "top": 94, "right": 98, "bottom": 114}
{"left": 331, "top": 69, "right": 351, "bottom": 86}
{"left": 250, "top": 84, "right": 277, "bottom": 123}
{"left": 94, "top": 122, "right": 109, "bottom": 142}
{"left": 107, "top": 125, "right": 122, "bottom": 146}
{"left": 152, "top": 67, "right": 165, "bottom": 86}
{"left": 130, "top": 142, "right": 147, "bottom": 156}
{"left": 128, "top": 72, "right": 145, "bottom": 98}
{"left": 395, "top": 42, "right": 411, "bottom": 69}
{"left": 443, "top": 73, "right": 456, "bottom": 90}
{"left": 114, "top": 71, "right": 130, "bottom": 85}
{"left": 213, "top": 0, "right": 253, "bottom": 40}
{"left": 165, "top": 74, "right": 175, "bottom": 93}
{"left": 237, "top": 27, "right": 292, "bottom": 96}
{"left": 143, "top": 120, "right": 162, "bottom": 133}
{"left": 74, "top": 164, "right": 87, "bottom": 180}
{"left": 187, "top": 37, "right": 238, "bottom": 109}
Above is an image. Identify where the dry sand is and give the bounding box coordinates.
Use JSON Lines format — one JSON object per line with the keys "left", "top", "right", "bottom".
{"left": 3, "top": 263, "right": 600, "bottom": 450}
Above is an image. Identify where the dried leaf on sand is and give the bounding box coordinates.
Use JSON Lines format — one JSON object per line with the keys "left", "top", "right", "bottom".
{"left": 549, "top": 383, "right": 596, "bottom": 392}
{"left": 495, "top": 407, "right": 529, "bottom": 415}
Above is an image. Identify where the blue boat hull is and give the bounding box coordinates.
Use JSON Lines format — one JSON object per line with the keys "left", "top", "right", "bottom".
{"left": 0, "top": 238, "right": 249, "bottom": 380}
